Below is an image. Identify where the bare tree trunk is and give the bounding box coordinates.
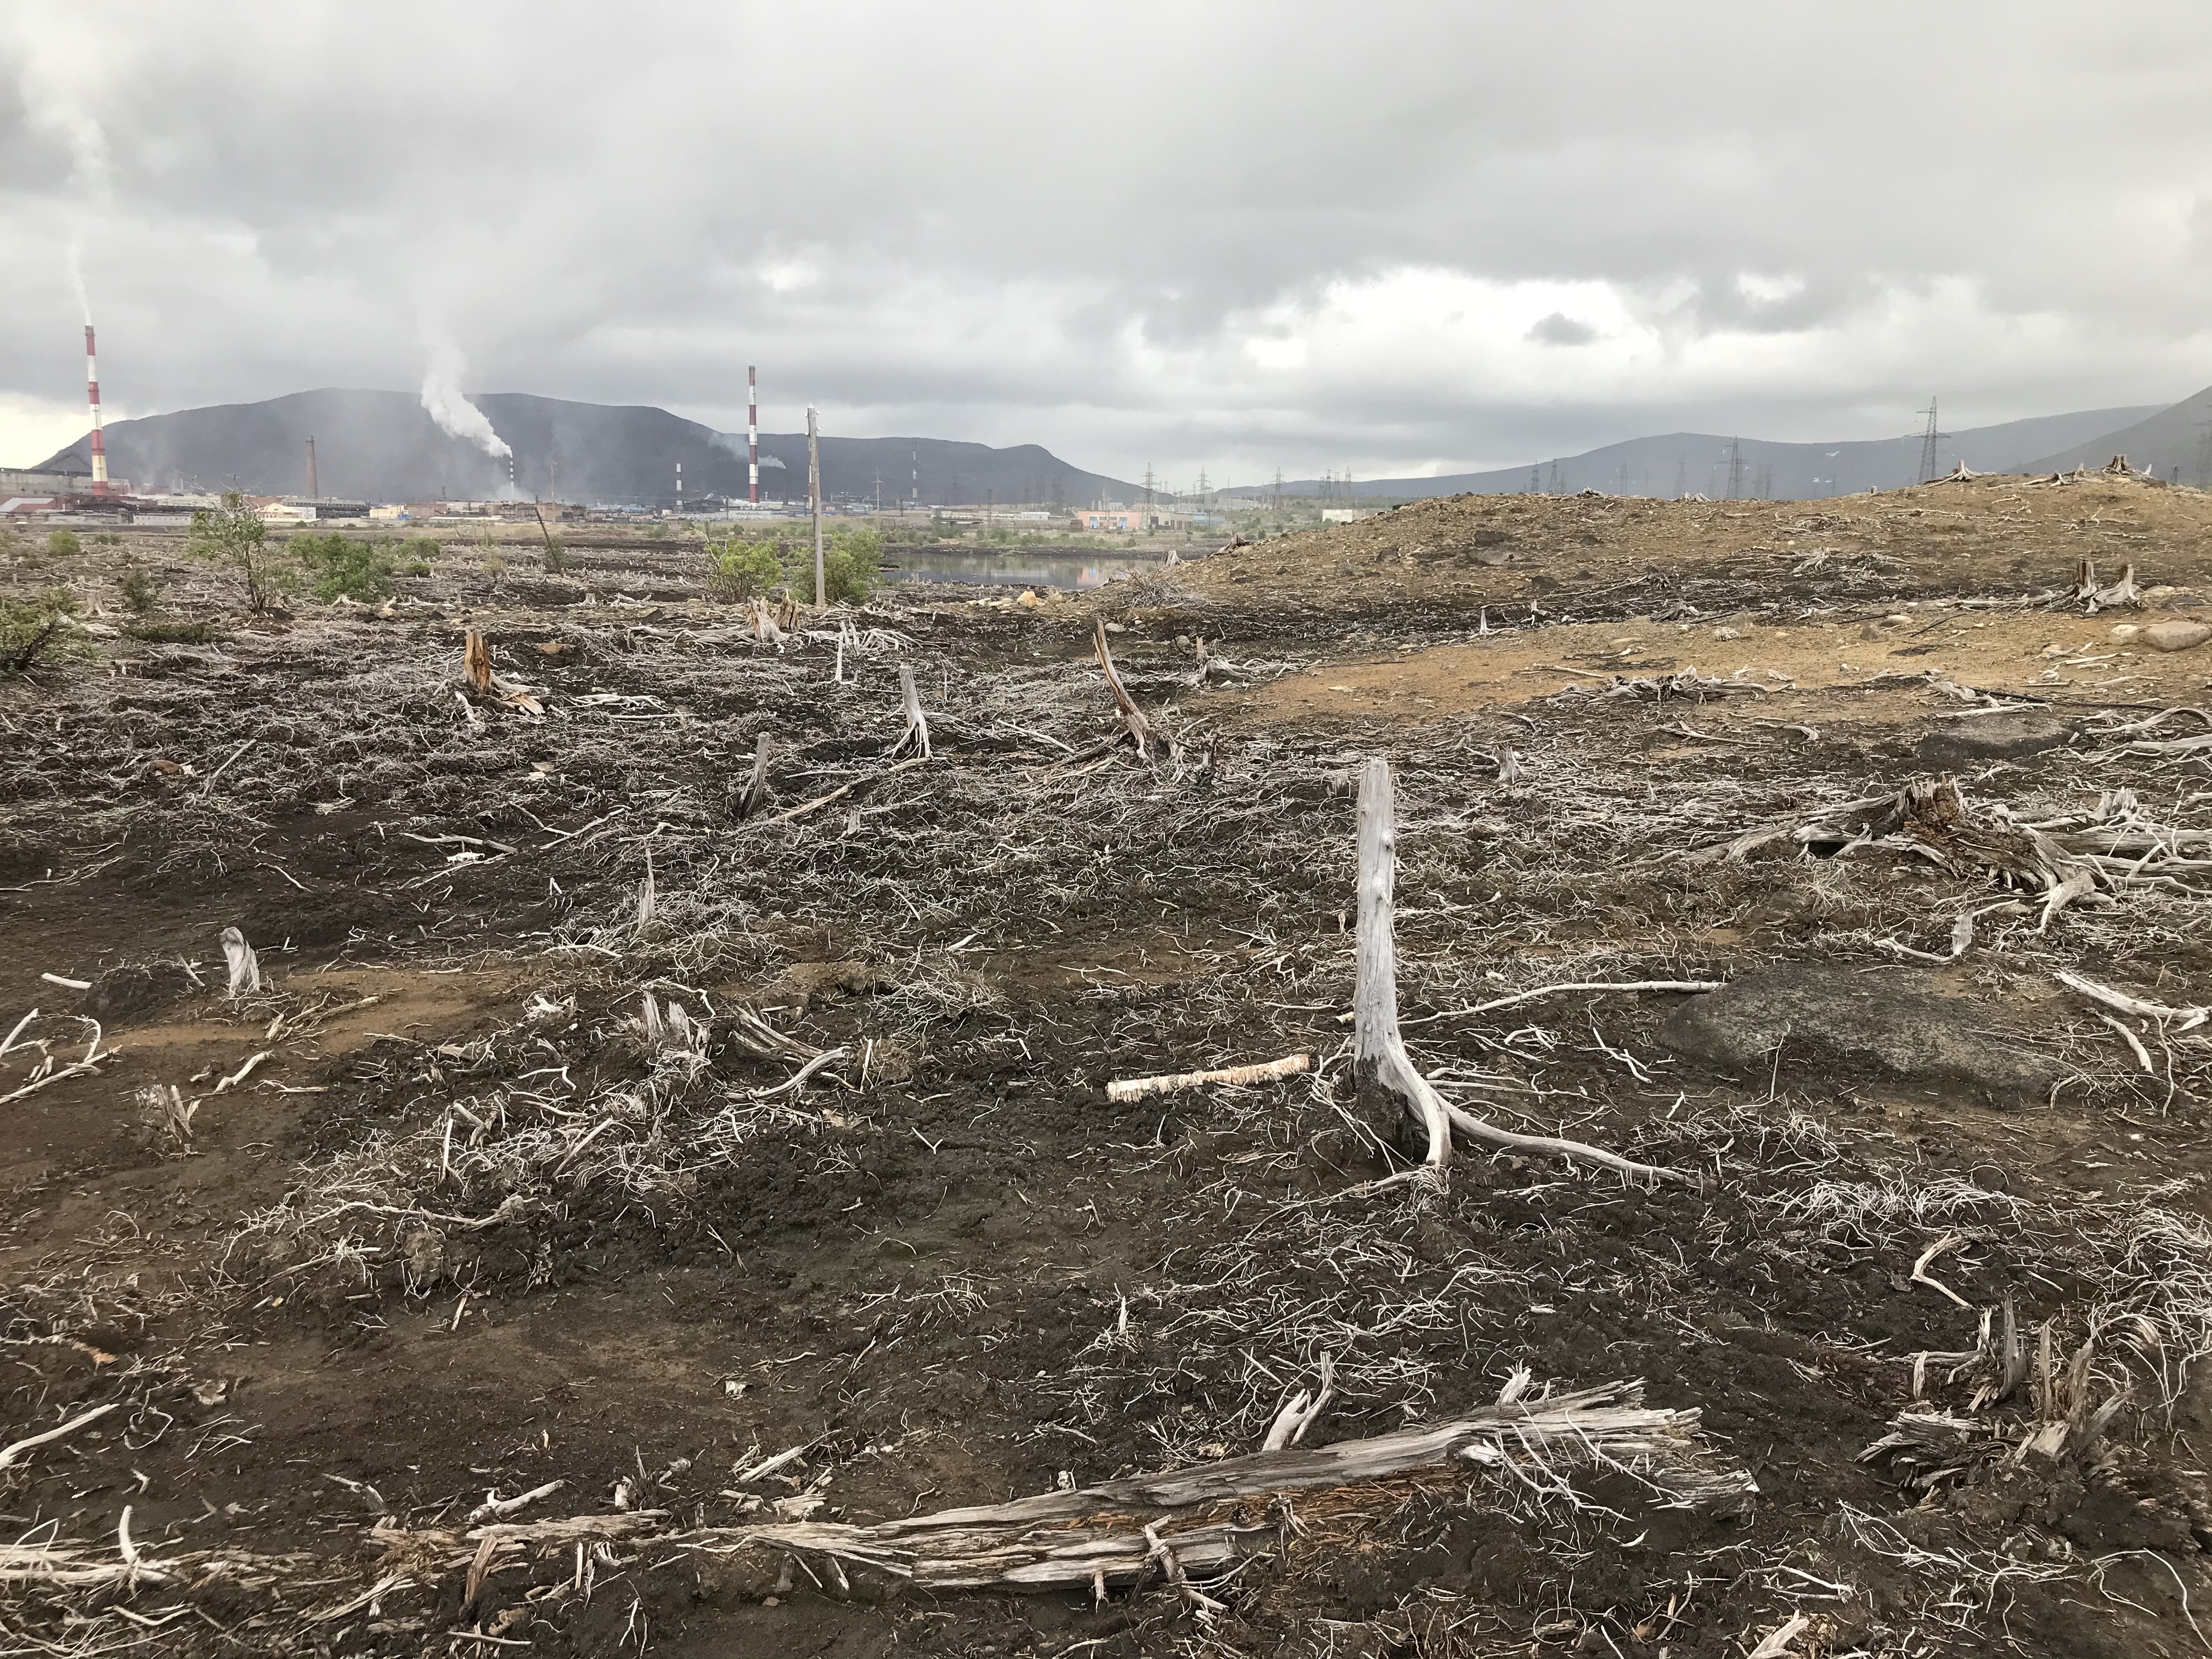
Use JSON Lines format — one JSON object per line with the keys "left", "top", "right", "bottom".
{"left": 1352, "top": 757, "right": 1686, "bottom": 1186}
{"left": 1352, "top": 758, "right": 1451, "bottom": 1173}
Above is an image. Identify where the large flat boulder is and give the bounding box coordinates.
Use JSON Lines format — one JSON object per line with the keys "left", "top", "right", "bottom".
{"left": 1658, "top": 964, "right": 2055, "bottom": 1105}
{"left": 1916, "top": 709, "right": 2075, "bottom": 769}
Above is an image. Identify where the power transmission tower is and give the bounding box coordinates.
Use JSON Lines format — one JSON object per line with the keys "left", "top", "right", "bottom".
{"left": 1272, "top": 468, "right": 1284, "bottom": 513}
{"left": 1916, "top": 397, "right": 1945, "bottom": 484}
{"left": 1725, "top": 438, "right": 1746, "bottom": 501}
{"left": 2195, "top": 408, "right": 2212, "bottom": 488}
{"left": 1547, "top": 459, "right": 1564, "bottom": 494}
{"left": 1674, "top": 458, "right": 1686, "bottom": 499}
{"left": 1527, "top": 466, "right": 1541, "bottom": 495}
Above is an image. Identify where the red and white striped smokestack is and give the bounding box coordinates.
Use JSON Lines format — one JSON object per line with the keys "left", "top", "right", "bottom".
{"left": 747, "top": 365, "right": 758, "bottom": 505}
{"left": 84, "top": 325, "right": 108, "bottom": 495}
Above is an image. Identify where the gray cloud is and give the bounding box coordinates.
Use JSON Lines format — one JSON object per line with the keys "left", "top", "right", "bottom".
{"left": 1526, "top": 313, "right": 1598, "bottom": 348}
{"left": 5, "top": 1, "right": 2212, "bottom": 486}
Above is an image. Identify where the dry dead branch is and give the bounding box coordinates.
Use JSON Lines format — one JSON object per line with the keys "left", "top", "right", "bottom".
{"left": 2055, "top": 969, "right": 2208, "bottom": 1032}
{"left": 0, "top": 1402, "right": 120, "bottom": 1470}
{"left": 740, "top": 731, "right": 771, "bottom": 820}
{"left": 1093, "top": 621, "right": 1155, "bottom": 759}
{"left": 753, "top": 755, "right": 931, "bottom": 828}
{"left": 1106, "top": 1053, "right": 1312, "bottom": 1102}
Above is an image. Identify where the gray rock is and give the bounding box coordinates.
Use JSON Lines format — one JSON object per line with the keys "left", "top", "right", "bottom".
{"left": 1916, "top": 709, "right": 2074, "bottom": 768}
{"left": 1658, "top": 964, "right": 2055, "bottom": 1105}
{"left": 2143, "top": 620, "right": 2211, "bottom": 653}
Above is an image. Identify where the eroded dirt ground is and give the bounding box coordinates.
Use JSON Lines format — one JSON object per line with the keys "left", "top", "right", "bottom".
{"left": 6, "top": 472, "right": 2212, "bottom": 1657}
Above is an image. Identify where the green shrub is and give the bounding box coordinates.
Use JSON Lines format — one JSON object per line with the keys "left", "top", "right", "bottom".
{"left": 187, "top": 493, "right": 284, "bottom": 611}
{"left": 704, "top": 535, "right": 783, "bottom": 602}
{"left": 46, "top": 528, "right": 81, "bottom": 557}
{"left": 786, "top": 524, "right": 882, "bottom": 605}
{"left": 1, "top": 586, "right": 83, "bottom": 673}
{"left": 541, "top": 535, "right": 569, "bottom": 574}
{"left": 291, "top": 533, "right": 395, "bottom": 601}
{"left": 95, "top": 531, "right": 122, "bottom": 546}
{"left": 119, "top": 563, "right": 162, "bottom": 613}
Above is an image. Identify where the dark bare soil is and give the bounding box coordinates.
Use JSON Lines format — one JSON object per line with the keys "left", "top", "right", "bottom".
{"left": 5, "top": 473, "right": 2212, "bottom": 1657}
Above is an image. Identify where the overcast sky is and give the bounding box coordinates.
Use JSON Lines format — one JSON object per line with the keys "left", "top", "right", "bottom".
{"left": 6, "top": 2, "right": 2211, "bottom": 487}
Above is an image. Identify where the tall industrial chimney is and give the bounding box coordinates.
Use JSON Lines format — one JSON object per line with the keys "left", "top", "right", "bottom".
{"left": 676, "top": 459, "right": 683, "bottom": 516}
{"left": 84, "top": 325, "right": 108, "bottom": 495}
{"left": 306, "top": 436, "right": 319, "bottom": 500}
{"left": 747, "top": 365, "right": 759, "bottom": 505}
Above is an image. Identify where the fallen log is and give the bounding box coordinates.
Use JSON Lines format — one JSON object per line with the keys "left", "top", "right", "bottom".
{"left": 377, "top": 1380, "right": 1754, "bottom": 1598}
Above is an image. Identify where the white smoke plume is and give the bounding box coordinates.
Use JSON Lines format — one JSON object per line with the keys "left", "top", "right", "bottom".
{"left": 66, "top": 241, "right": 91, "bottom": 325}
{"left": 419, "top": 343, "right": 511, "bottom": 458}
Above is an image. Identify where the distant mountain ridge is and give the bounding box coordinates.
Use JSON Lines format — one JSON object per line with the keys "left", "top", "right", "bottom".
{"left": 1230, "top": 402, "right": 2182, "bottom": 502}
{"left": 2019, "top": 388, "right": 2212, "bottom": 478}
{"left": 30, "top": 388, "right": 1137, "bottom": 506}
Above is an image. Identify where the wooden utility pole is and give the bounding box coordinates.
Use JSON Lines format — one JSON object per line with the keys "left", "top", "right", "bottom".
{"left": 808, "top": 406, "right": 825, "bottom": 607}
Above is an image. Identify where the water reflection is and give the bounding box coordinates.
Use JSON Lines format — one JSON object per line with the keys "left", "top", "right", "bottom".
{"left": 881, "top": 552, "right": 1166, "bottom": 590}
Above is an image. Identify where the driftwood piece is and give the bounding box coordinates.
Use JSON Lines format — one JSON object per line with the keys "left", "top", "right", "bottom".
{"left": 1093, "top": 622, "right": 1154, "bottom": 758}
{"left": 462, "top": 630, "right": 493, "bottom": 695}
{"left": 1353, "top": 758, "right": 1687, "bottom": 1186}
{"left": 1107, "top": 1053, "right": 1311, "bottom": 1103}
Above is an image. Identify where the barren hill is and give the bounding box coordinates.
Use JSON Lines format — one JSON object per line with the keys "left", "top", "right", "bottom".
{"left": 30, "top": 387, "right": 1135, "bottom": 506}
{"left": 2019, "top": 383, "right": 2212, "bottom": 481}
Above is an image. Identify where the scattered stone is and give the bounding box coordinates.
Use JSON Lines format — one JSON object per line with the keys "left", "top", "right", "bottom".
{"left": 2108, "top": 624, "right": 2140, "bottom": 642}
{"left": 1658, "top": 964, "right": 2057, "bottom": 1105}
{"left": 2142, "top": 620, "right": 2210, "bottom": 653}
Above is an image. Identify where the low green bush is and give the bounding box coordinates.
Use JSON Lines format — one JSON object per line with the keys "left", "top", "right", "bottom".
{"left": 292, "top": 533, "right": 395, "bottom": 601}
{"left": 793, "top": 524, "right": 881, "bottom": 605}
{"left": 119, "top": 563, "right": 162, "bottom": 613}
{"left": 46, "top": 528, "right": 81, "bottom": 557}
{"left": 1, "top": 586, "right": 84, "bottom": 673}
{"left": 704, "top": 534, "right": 783, "bottom": 602}
{"left": 121, "top": 619, "right": 221, "bottom": 644}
